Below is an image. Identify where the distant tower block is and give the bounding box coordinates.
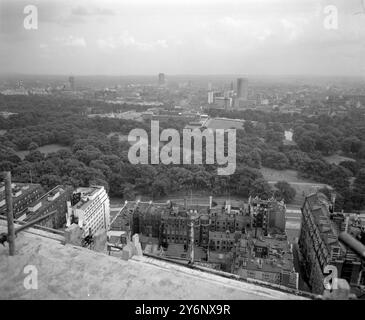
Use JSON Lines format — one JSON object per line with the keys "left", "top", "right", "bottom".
{"left": 69, "top": 76, "right": 75, "bottom": 91}
{"left": 16, "top": 80, "right": 24, "bottom": 89}
{"left": 208, "top": 82, "right": 212, "bottom": 91}
{"left": 237, "top": 77, "right": 248, "bottom": 100}
{"left": 158, "top": 73, "right": 165, "bottom": 86}
{"left": 208, "top": 91, "right": 214, "bottom": 104}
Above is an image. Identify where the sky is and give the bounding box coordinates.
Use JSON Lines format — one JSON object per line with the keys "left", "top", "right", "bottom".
{"left": 0, "top": 0, "right": 365, "bottom": 76}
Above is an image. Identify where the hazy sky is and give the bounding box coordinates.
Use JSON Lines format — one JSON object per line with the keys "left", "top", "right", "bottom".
{"left": 1, "top": 0, "right": 365, "bottom": 75}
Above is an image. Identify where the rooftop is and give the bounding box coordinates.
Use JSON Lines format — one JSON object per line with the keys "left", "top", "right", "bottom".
{"left": 24, "top": 185, "right": 71, "bottom": 221}
{"left": 0, "top": 183, "right": 44, "bottom": 214}
{"left": 0, "top": 183, "right": 42, "bottom": 202}
{"left": 73, "top": 186, "right": 104, "bottom": 210}
{"left": 0, "top": 222, "right": 306, "bottom": 300}
{"left": 304, "top": 193, "right": 343, "bottom": 250}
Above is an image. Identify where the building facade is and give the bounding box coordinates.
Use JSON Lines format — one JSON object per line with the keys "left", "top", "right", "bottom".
{"left": 0, "top": 182, "right": 45, "bottom": 218}
{"left": 110, "top": 197, "right": 298, "bottom": 290}
{"left": 19, "top": 185, "right": 73, "bottom": 229}
{"left": 66, "top": 186, "right": 110, "bottom": 236}
{"left": 298, "top": 193, "right": 364, "bottom": 295}
{"left": 248, "top": 196, "right": 286, "bottom": 235}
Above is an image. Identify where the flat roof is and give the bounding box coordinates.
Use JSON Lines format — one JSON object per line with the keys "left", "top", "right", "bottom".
{"left": 0, "top": 222, "right": 306, "bottom": 300}
{"left": 0, "top": 183, "right": 42, "bottom": 204}
{"left": 24, "top": 186, "right": 69, "bottom": 221}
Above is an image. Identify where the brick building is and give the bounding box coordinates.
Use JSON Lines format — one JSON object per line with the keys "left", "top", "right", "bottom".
{"left": 298, "top": 193, "right": 365, "bottom": 295}
{"left": 0, "top": 182, "right": 45, "bottom": 218}
{"left": 18, "top": 185, "right": 73, "bottom": 229}
{"left": 233, "top": 231, "right": 298, "bottom": 289}
{"left": 110, "top": 198, "right": 298, "bottom": 290}
{"left": 248, "top": 196, "right": 286, "bottom": 235}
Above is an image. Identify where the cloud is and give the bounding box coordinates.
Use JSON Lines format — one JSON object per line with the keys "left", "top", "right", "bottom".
{"left": 97, "top": 31, "right": 169, "bottom": 51}
{"left": 2, "top": 0, "right": 365, "bottom": 75}
{"left": 54, "top": 36, "right": 87, "bottom": 47}
{"left": 71, "top": 6, "right": 116, "bottom": 16}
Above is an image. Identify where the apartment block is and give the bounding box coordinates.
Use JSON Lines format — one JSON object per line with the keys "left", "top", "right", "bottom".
{"left": 66, "top": 186, "right": 110, "bottom": 236}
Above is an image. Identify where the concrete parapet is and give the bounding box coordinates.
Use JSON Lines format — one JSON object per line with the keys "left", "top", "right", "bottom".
{"left": 132, "top": 233, "right": 143, "bottom": 256}
{"left": 121, "top": 243, "right": 135, "bottom": 260}
{"left": 322, "top": 278, "right": 355, "bottom": 300}
{"left": 64, "top": 224, "right": 83, "bottom": 246}
{"left": 92, "top": 228, "right": 107, "bottom": 252}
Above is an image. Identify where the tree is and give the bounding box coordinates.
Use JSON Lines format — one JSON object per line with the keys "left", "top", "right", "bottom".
{"left": 315, "top": 134, "right": 338, "bottom": 155}
{"left": 339, "top": 160, "right": 359, "bottom": 176}
{"left": 28, "top": 142, "right": 39, "bottom": 151}
{"left": 285, "top": 149, "right": 310, "bottom": 169}
{"left": 122, "top": 183, "right": 136, "bottom": 200}
{"left": 274, "top": 181, "right": 296, "bottom": 203}
{"left": 244, "top": 121, "right": 255, "bottom": 134}
{"left": 261, "top": 150, "right": 289, "bottom": 170}
{"left": 342, "top": 136, "right": 362, "bottom": 154}
{"left": 296, "top": 133, "right": 316, "bottom": 153}
{"left": 265, "top": 129, "right": 283, "bottom": 146}
{"left": 353, "top": 169, "right": 365, "bottom": 195}
{"left": 24, "top": 150, "right": 44, "bottom": 162}
{"left": 250, "top": 178, "right": 272, "bottom": 199}
{"left": 75, "top": 145, "right": 102, "bottom": 165}
{"left": 0, "top": 161, "right": 15, "bottom": 172}
{"left": 39, "top": 174, "right": 62, "bottom": 190}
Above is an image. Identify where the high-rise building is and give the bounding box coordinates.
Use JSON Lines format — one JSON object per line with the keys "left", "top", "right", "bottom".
{"left": 208, "top": 82, "right": 212, "bottom": 91}
{"left": 208, "top": 91, "right": 214, "bottom": 104}
{"left": 234, "top": 77, "right": 254, "bottom": 109}
{"left": 69, "top": 76, "right": 75, "bottom": 91}
{"left": 237, "top": 77, "right": 248, "bottom": 100}
{"left": 158, "top": 73, "right": 165, "bottom": 86}
{"left": 66, "top": 186, "right": 110, "bottom": 236}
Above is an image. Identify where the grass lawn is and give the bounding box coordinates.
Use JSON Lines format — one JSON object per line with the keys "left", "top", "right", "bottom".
{"left": 15, "top": 144, "right": 71, "bottom": 160}
{"left": 260, "top": 167, "right": 329, "bottom": 206}
{"left": 260, "top": 167, "right": 313, "bottom": 183}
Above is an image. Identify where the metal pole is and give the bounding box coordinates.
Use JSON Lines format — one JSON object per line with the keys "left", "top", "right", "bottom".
{"left": 339, "top": 232, "right": 365, "bottom": 259}
{"left": 14, "top": 210, "right": 58, "bottom": 235}
{"left": 4, "top": 172, "right": 15, "bottom": 255}
{"left": 190, "top": 220, "right": 194, "bottom": 264}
